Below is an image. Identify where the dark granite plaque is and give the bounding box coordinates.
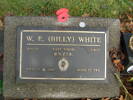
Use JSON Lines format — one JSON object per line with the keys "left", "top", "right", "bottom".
{"left": 121, "top": 33, "right": 133, "bottom": 74}
{"left": 16, "top": 27, "right": 107, "bottom": 81}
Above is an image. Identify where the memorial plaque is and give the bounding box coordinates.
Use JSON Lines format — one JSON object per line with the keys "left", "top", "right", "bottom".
{"left": 16, "top": 27, "right": 107, "bottom": 81}
{"left": 4, "top": 17, "right": 120, "bottom": 99}
{"left": 121, "top": 33, "right": 133, "bottom": 74}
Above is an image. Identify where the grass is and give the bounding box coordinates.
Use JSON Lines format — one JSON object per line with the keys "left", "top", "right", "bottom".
{"left": 0, "top": 0, "right": 132, "bottom": 18}
{"left": 0, "top": 80, "right": 2, "bottom": 94}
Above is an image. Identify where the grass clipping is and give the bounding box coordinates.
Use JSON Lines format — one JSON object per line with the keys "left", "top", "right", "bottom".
{"left": 114, "top": 73, "right": 133, "bottom": 100}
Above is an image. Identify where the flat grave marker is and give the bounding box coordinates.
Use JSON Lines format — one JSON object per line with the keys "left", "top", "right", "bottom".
{"left": 4, "top": 17, "right": 120, "bottom": 99}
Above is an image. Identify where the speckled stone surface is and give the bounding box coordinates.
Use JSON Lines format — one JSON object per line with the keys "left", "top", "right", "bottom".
{"left": 0, "top": 30, "right": 3, "bottom": 74}
{"left": 0, "top": 30, "right": 3, "bottom": 53}
{"left": 4, "top": 17, "right": 120, "bottom": 99}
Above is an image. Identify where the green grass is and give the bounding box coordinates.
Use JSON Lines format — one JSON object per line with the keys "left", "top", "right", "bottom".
{"left": 0, "top": 80, "right": 2, "bottom": 94}
{"left": 0, "top": 0, "right": 132, "bottom": 18}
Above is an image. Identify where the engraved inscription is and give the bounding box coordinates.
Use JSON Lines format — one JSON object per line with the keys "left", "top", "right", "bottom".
{"left": 17, "top": 28, "right": 107, "bottom": 81}
{"left": 26, "top": 35, "right": 102, "bottom": 44}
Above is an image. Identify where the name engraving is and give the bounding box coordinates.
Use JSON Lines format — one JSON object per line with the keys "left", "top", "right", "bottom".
{"left": 26, "top": 35, "right": 101, "bottom": 44}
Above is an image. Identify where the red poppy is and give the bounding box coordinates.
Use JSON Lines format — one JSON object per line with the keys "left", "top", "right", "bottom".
{"left": 56, "top": 8, "right": 70, "bottom": 22}
{"left": 57, "top": 12, "right": 69, "bottom": 22}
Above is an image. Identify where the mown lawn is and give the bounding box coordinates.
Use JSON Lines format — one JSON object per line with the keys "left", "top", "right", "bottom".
{"left": 0, "top": 0, "right": 132, "bottom": 18}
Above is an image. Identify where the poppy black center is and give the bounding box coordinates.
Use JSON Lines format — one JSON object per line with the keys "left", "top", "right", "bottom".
{"left": 62, "top": 17, "right": 65, "bottom": 19}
